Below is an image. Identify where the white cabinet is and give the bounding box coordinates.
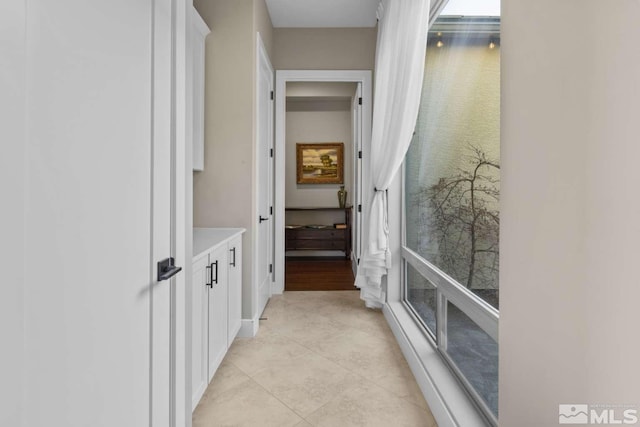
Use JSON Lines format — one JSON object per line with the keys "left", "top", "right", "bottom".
{"left": 191, "top": 229, "right": 244, "bottom": 411}
{"left": 227, "top": 235, "right": 242, "bottom": 342}
{"left": 207, "top": 244, "right": 228, "bottom": 381}
{"left": 191, "top": 7, "right": 209, "bottom": 171}
{"left": 191, "top": 255, "right": 209, "bottom": 409}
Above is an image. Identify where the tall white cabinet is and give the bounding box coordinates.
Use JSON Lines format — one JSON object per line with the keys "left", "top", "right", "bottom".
{"left": 191, "top": 6, "right": 209, "bottom": 171}
{"left": 192, "top": 228, "right": 245, "bottom": 411}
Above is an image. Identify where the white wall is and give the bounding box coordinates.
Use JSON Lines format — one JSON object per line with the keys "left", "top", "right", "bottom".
{"left": 194, "top": 0, "right": 274, "bottom": 322}
{"left": 284, "top": 107, "right": 352, "bottom": 257}
{"left": 287, "top": 82, "right": 359, "bottom": 98}
{"left": 274, "top": 28, "right": 376, "bottom": 70}
{"left": 0, "top": 1, "right": 26, "bottom": 425}
{"left": 284, "top": 82, "right": 356, "bottom": 234}
{"left": 500, "top": 1, "right": 640, "bottom": 425}
{"left": 285, "top": 109, "right": 353, "bottom": 209}
{"left": 194, "top": 0, "right": 255, "bottom": 318}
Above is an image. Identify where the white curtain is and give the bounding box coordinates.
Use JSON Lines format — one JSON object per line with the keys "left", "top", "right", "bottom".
{"left": 355, "top": 0, "right": 431, "bottom": 308}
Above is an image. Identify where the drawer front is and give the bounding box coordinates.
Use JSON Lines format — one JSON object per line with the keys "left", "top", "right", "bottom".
{"left": 294, "top": 228, "right": 346, "bottom": 239}
{"left": 285, "top": 229, "right": 297, "bottom": 239}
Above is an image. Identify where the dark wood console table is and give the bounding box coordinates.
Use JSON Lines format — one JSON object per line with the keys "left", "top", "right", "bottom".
{"left": 285, "top": 206, "right": 352, "bottom": 259}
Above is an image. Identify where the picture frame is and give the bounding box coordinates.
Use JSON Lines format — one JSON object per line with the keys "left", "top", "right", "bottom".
{"left": 296, "top": 143, "right": 344, "bottom": 184}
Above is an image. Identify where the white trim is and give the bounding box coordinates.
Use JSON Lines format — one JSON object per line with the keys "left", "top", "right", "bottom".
{"left": 253, "top": 32, "right": 275, "bottom": 328}
{"left": 172, "top": 1, "right": 190, "bottom": 426}
{"left": 184, "top": 3, "right": 195, "bottom": 426}
{"left": 402, "top": 247, "right": 499, "bottom": 341}
{"left": 384, "top": 302, "right": 490, "bottom": 427}
{"left": 274, "top": 70, "right": 372, "bottom": 294}
{"left": 191, "top": 5, "right": 209, "bottom": 36}
{"left": 429, "top": 0, "right": 451, "bottom": 26}
{"left": 237, "top": 315, "right": 260, "bottom": 338}
{"left": 271, "top": 281, "right": 283, "bottom": 296}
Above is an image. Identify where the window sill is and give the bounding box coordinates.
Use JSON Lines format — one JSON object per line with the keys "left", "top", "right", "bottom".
{"left": 383, "top": 301, "right": 490, "bottom": 427}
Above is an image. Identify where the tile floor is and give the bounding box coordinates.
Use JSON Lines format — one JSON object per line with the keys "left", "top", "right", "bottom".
{"left": 193, "top": 291, "right": 438, "bottom": 427}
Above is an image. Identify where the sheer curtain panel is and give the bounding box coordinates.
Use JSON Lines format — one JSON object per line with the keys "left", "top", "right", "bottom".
{"left": 355, "top": 0, "right": 431, "bottom": 308}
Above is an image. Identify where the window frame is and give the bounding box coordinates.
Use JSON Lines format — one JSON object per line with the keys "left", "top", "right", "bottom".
{"left": 399, "top": 15, "right": 501, "bottom": 425}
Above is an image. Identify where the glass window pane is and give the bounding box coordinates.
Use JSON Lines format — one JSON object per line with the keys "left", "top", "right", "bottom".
{"left": 406, "top": 263, "right": 437, "bottom": 336}
{"left": 405, "top": 15, "right": 500, "bottom": 309}
{"left": 446, "top": 300, "right": 498, "bottom": 417}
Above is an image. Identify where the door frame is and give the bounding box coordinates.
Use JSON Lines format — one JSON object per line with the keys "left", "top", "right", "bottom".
{"left": 171, "top": 0, "right": 189, "bottom": 425}
{"left": 273, "top": 70, "right": 372, "bottom": 294}
{"left": 151, "top": 0, "right": 189, "bottom": 425}
{"left": 351, "top": 82, "right": 363, "bottom": 277}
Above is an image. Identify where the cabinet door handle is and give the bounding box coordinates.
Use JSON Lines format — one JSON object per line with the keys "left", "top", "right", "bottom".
{"left": 206, "top": 265, "right": 213, "bottom": 288}
{"left": 259, "top": 216, "right": 269, "bottom": 223}
{"left": 211, "top": 260, "right": 218, "bottom": 285}
{"left": 230, "top": 247, "right": 236, "bottom": 267}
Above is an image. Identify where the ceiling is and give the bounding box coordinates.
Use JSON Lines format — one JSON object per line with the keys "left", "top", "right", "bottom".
{"left": 265, "top": 0, "right": 379, "bottom": 28}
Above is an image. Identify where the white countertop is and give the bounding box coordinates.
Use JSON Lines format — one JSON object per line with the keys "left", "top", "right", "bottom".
{"left": 193, "top": 227, "right": 245, "bottom": 260}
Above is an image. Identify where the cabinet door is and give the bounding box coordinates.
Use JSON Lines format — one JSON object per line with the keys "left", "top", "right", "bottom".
{"left": 191, "top": 254, "right": 209, "bottom": 410}
{"left": 227, "top": 236, "right": 243, "bottom": 342}
{"left": 207, "top": 245, "right": 228, "bottom": 381}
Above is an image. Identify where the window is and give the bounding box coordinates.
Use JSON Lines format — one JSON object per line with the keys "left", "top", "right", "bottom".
{"left": 403, "top": 4, "right": 500, "bottom": 424}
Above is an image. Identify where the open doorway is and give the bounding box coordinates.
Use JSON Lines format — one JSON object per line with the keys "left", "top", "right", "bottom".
{"left": 273, "top": 71, "right": 372, "bottom": 294}
{"left": 284, "top": 82, "right": 357, "bottom": 290}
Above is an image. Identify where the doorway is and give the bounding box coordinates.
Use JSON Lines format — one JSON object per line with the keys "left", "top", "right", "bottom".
{"left": 273, "top": 71, "right": 372, "bottom": 294}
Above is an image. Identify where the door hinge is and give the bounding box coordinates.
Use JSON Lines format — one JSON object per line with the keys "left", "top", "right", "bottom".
{"left": 269, "top": 264, "right": 273, "bottom": 273}
{"left": 270, "top": 91, "right": 274, "bottom": 100}
{"left": 270, "top": 206, "right": 273, "bottom": 215}
{"left": 270, "top": 148, "right": 273, "bottom": 158}
{"left": 358, "top": 204, "right": 362, "bottom": 213}
{"left": 358, "top": 97, "right": 362, "bottom": 105}
{"left": 358, "top": 150, "right": 362, "bottom": 159}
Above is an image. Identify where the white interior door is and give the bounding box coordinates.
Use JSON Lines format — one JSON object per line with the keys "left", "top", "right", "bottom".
{"left": 151, "top": 0, "right": 175, "bottom": 425}
{"left": 256, "top": 34, "right": 274, "bottom": 317}
{"left": 352, "top": 83, "right": 363, "bottom": 265}
{"left": 20, "top": 0, "right": 182, "bottom": 426}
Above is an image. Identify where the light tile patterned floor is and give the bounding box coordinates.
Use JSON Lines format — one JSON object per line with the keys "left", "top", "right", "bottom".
{"left": 193, "top": 291, "right": 438, "bottom": 427}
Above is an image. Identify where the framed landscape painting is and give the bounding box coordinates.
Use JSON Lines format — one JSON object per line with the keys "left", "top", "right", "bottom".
{"left": 296, "top": 143, "right": 344, "bottom": 184}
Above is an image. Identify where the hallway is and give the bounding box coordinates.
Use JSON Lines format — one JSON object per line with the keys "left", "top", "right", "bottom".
{"left": 193, "top": 291, "right": 437, "bottom": 426}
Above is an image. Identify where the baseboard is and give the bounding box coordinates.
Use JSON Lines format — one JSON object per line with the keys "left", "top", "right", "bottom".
{"left": 237, "top": 315, "right": 260, "bottom": 338}
{"left": 191, "top": 382, "right": 206, "bottom": 413}
{"left": 271, "top": 283, "right": 283, "bottom": 295}
{"left": 383, "top": 302, "right": 488, "bottom": 427}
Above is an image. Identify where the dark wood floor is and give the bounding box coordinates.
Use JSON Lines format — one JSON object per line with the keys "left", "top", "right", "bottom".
{"left": 285, "top": 257, "right": 357, "bottom": 291}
